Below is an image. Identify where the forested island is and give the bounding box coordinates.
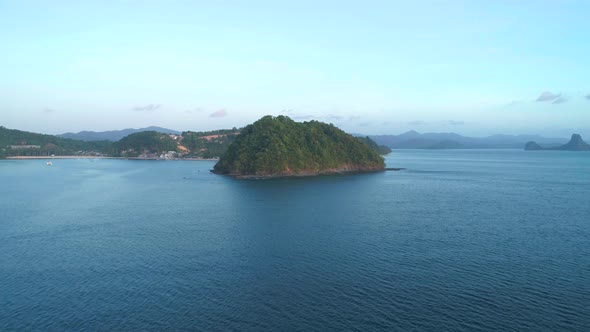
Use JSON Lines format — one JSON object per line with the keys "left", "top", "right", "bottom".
{"left": 212, "top": 115, "right": 387, "bottom": 178}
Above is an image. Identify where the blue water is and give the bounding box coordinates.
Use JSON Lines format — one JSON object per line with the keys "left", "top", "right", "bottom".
{"left": 1, "top": 150, "right": 589, "bottom": 331}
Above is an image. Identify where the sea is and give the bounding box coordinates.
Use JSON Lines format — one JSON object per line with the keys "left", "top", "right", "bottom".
{"left": 1, "top": 150, "right": 589, "bottom": 331}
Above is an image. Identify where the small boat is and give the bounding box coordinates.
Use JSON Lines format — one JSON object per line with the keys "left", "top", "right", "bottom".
{"left": 46, "top": 161, "right": 53, "bottom": 166}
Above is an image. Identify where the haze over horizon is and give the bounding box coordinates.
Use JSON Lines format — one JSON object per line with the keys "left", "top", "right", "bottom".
{"left": 1, "top": 1, "right": 589, "bottom": 137}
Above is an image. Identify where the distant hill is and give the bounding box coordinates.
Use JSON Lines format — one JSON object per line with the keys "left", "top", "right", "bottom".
{"left": 1, "top": 125, "right": 239, "bottom": 159}
{"left": 181, "top": 129, "right": 240, "bottom": 158}
{"left": 370, "top": 131, "right": 567, "bottom": 149}
{"left": 114, "top": 131, "right": 179, "bottom": 157}
{"left": 525, "top": 134, "right": 590, "bottom": 151}
{"left": 58, "top": 126, "right": 181, "bottom": 141}
{"left": 113, "top": 129, "right": 241, "bottom": 158}
{"left": 213, "top": 115, "right": 385, "bottom": 177}
{"left": 0, "top": 126, "right": 111, "bottom": 157}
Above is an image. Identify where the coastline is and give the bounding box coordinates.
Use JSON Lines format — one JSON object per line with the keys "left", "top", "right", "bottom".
{"left": 5, "top": 156, "right": 219, "bottom": 161}
{"left": 214, "top": 166, "right": 387, "bottom": 179}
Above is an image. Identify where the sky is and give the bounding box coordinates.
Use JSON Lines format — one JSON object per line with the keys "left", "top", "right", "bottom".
{"left": 1, "top": 0, "right": 589, "bottom": 137}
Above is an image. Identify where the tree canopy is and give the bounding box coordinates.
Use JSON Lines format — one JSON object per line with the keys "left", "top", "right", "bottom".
{"left": 356, "top": 136, "right": 392, "bottom": 155}
{"left": 213, "top": 115, "right": 385, "bottom": 176}
{"left": 181, "top": 130, "right": 239, "bottom": 158}
{"left": 0, "top": 126, "right": 111, "bottom": 157}
{"left": 0, "top": 123, "right": 387, "bottom": 162}
{"left": 0, "top": 126, "right": 239, "bottom": 159}
{"left": 114, "top": 131, "right": 178, "bottom": 157}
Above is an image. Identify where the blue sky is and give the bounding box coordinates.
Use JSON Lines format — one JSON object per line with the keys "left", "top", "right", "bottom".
{"left": 1, "top": 0, "right": 589, "bottom": 137}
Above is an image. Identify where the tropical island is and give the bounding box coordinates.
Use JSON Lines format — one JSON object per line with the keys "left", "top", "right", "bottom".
{"left": 212, "top": 115, "right": 387, "bottom": 178}
{"left": 525, "top": 134, "right": 590, "bottom": 151}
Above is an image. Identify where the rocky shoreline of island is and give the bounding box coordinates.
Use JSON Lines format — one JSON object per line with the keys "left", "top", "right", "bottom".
{"left": 213, "top": 166, "right": 406, "bottom": 179}
{"left": 213, "top": 164, "right": 387, "bottom": 179}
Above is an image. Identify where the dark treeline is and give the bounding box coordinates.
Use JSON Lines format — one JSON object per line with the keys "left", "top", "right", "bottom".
{"left": 1, "top": 122, "right": 389, "bottom": 161}
{"left": 181, "top": 130, "right": 240, "bottom": 158}
{"left": 114, "top": 131, "right": 178, "bottom": 157}
{"left": 214, "top": 115, "right": 385, "bottom": 176}
{"left": 356, "top": 136, "right": 392, "bottom": 155}
{"left": 0, "top": 126, "right": 112, "bottom": 157}
{"left": 0, "top": 126, "right": 239, "bottom": 158}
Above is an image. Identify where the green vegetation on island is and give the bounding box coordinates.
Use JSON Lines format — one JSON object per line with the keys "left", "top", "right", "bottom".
{"left": 114, "top": 131, "right": 179, "bottom": 157}
{"left": 0, "top": 125, "right": 241, "bottom": 159}
{"left": 213, "top": 115, "right": 385, "bottom": 177}
{"left": 113, "top": 129, "right": 241, "bottom": 158}
{"left": 0, "top": 126, "right": 112, "bottom": 157}
{"left": 356, "top": 136, "right": 392, "bottom": 155}
{"left": 1, "top": 122, "right": 386, "bottom": 162}
{"left": 181, "top": 129, "right": 240, "bottom": 158}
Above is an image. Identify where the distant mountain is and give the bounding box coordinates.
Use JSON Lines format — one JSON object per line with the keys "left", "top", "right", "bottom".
{"left": 58, "top": 126, "right": 181, "bottom": 141}
{"left": 370, "top": 131, "right": 567, "bottom": 149}
{"left": 525, "top": 134, "right": 590, "bottom": 151}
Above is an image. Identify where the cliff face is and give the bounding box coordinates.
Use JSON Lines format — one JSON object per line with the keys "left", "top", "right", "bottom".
{"left": 525, "top": 134, "right": 590, "bottom": 151}
{"left": 213, "top": 115, "right": 385, "bottom": 177}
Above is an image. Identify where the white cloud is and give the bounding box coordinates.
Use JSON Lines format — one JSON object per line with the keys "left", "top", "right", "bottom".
{"left": 209, "top": 109, "right": 228, "bottom": 118}
{"left": 132, "top": 104, "right": 161, "bottom": 112}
